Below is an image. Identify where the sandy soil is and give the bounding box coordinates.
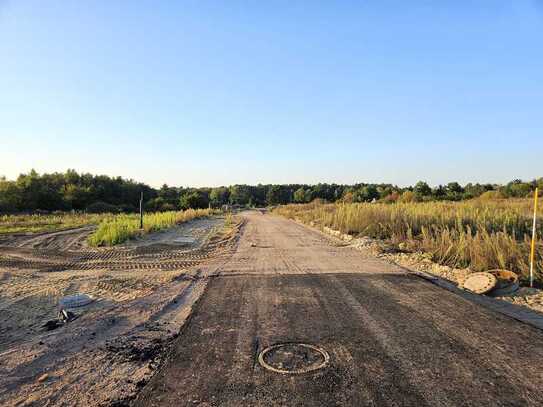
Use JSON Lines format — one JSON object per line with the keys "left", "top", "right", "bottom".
{"left": 0, "top": 226, "right": 96, "bottom": 251}
{"left": 134, "top": 212, "right": 543, "bottom": 406}
{"left": 0, "top": 216, "right": 242, "bottom": 406}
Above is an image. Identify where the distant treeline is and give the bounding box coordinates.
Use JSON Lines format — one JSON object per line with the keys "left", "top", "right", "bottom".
{"left": 0, "top": 169, "right": 541, "bottom": 213}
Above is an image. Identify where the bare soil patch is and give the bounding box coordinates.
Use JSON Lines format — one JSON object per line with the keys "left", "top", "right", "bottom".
{"left": 0, "top": 226, "right": 95, "bottom": 251}
{"left": 0, "top": 216, "right": 243, "bottom": 406}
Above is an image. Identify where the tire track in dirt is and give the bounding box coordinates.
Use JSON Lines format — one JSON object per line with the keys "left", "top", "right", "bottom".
{"left": 0, "top": 223, "right": 237, "bottom": 274}
{"left": 0, "top": 217, "right": 245, "bottom": 407}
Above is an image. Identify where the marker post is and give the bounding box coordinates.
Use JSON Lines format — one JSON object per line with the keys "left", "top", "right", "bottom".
{"left": 530, "top": 188, "right": 539, "bottom": 288}
{"left": 140, "top": 191, "right": 144, "bottom": 230}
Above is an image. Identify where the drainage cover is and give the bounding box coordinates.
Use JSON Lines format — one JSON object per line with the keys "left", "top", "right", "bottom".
{"left": 258, "top": 343, "right": 330, "bottom": 374}
{"left": 462, "top": 272, "right": 497, "bottom": 294}
{"left": 59, "top": 294, "right": 94, "bottom": 308}
{"left": 172, "top": 237, "right": 196, "bottom": 245}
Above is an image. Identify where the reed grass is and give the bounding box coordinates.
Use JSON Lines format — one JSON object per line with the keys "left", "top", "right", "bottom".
{"left": 274, "top": 199, "right": 543, "bottom": 282}
{"left": 88, "top": 209, "right": 214, "bottom": 247}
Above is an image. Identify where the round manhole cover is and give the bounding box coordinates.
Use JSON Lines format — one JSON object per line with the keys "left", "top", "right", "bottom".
{"left": 463, "top": 272, "right": 497, "bottom": 294}
{"left": 258, "top": 343, "right": 330, "bottom": 374}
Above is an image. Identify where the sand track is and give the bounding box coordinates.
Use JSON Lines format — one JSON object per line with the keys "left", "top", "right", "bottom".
{"left": 0, "top": 226, "right": 96, "bottom": 250}
{"left": 0, "top": 215, "right": 246, "bottom": 407}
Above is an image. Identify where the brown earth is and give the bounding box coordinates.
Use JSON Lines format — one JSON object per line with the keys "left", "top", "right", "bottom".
{"left": 0, "top": 216, "right": 241, "bottom": 406}
{"left": 133, "top": 211, "right": 543, "bottom": 406}
{"left": 0, "top": 225, "right": 96, "bottom": 251}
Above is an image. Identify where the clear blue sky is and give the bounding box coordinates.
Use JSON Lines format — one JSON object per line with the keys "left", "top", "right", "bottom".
{"left": 1, "top": 1, "right": 542, "bottom": 187}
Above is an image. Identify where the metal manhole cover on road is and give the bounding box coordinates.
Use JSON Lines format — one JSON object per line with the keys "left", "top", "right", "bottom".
{"left": 258, "top": 343, "right": 330, "bottom": 375}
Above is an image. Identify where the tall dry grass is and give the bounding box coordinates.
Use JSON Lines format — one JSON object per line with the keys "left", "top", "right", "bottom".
{"left": 88, "top": 209, "right": 214, "bottom": 247}
{"left": 274, "top": 199, "right": 543, "bottom": 282}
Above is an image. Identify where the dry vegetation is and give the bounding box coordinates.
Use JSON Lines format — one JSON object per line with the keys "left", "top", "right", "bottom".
{"left": 274, "top": 199, "right": 543, "bottom": 282}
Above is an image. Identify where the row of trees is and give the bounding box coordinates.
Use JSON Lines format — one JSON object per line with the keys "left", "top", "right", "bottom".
{"left": 0, "top": 170, "right": 154, "bottom": 213}
{"left": 0, "top": 170, "right": 541, "bottom": 213}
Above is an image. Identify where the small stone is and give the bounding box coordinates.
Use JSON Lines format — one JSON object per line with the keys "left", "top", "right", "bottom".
{"left": 37, "top": 373, "right": 49, "bottom": 383}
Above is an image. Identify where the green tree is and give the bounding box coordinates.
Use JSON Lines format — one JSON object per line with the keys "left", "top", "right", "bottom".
{"left": 0, "top": 178, "right": 21, "bottom": 212}
{"left": 229, "top": 185, "right": 251, "bottom": 205}
{"left": 504, "top": 181, "right": 532, "bottom": 198}
{"left": 463, "top": 183, "right": 493, "bottom": 199}
{"left": 293, "top": 188, "right": 306, "bottom": 203}
{"left": 413, "top": 181, "right": 432, "bottom": 198}
{"left": 64, "top": 184, "right": 91, "bottom": 210}
{"left": 351, "top": 185, "right": 379, "bottom": 202}
{"left": 210, "top": 187, "right": 230, "bottom": 208}
{"left": 304, "top": 189, "right": 314, "bottom": 203}
{"left": 179, "top": 191, "right": 209, "bottom": 210}
{"left": 157, "top": 184, "right": 180, "bottom": 208}
{"left": 433, "top": 185, "right": 446, "bottom": 200}
{"left": 266, "top": 185, "right": 289, "bottom": 205}
{"left": 16, "top": 170, "right": 66, "bottom": 211}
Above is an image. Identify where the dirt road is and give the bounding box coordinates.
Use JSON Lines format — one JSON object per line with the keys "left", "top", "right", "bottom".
{"left": 134, "top": 211, "right": 543, "bottom": 406}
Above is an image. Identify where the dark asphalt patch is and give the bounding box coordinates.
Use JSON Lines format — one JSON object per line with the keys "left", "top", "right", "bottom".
{"left": 132, "top": 272, "right": 543, "bottom": 406}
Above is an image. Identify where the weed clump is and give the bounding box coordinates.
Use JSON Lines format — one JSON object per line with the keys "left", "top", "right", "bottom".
{"left": 88, "top": 209, "right": 213, "bottom": 247}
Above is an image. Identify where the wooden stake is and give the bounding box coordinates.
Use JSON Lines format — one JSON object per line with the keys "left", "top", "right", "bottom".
{"left": 530, "top": 188, "right": 539, "bottom": 288}
{"left": 139, "top": 191, "right": 144, "bottom": 230}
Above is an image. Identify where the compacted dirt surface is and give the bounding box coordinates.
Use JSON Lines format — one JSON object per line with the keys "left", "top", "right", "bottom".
{"left": 0, "top": 216, "right": 242, "bottom": 406}
{"left": 133, "top": 211, "right": 543, "bottom": 407}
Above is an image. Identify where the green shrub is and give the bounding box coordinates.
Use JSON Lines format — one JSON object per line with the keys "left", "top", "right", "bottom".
{"left": 88, "top": 208, "right": 213, "bottom": 246}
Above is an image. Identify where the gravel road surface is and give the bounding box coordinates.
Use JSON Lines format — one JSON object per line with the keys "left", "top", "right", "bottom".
{"left": 134, "top": 211, "right": 543, "bottom": 406}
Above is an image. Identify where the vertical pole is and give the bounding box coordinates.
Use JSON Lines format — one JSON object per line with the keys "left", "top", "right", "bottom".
{"left": 530, "top": 188, "right": 539, "bottom": 288}
{"left": 140, "top": 191, "right": 144, "bottom": 230}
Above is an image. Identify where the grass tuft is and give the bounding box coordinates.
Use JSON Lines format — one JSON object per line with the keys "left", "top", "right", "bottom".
{"left": 87, "top": 209, "right": 214, "bottom": 247}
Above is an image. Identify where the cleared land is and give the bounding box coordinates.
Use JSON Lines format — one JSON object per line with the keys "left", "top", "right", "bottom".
{"left": 134, "top": 211, "right": 543, "bottom": 406}
{"left": 0, "top": 215, "right": 241, "bottom": 406}
{"left": 2, "top": 210, "right": 543, "bottom": 406}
